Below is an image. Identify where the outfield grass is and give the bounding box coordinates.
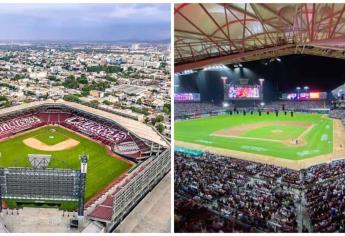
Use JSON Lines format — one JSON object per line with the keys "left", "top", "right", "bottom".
{"left": 175, "top": 113, "right": 333, "bottom": 160}
{"left": 0, "top": 126, "right": 132, "bottom": 201}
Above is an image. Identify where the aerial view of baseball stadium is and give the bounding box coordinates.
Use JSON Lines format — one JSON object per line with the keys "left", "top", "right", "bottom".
{"left": 174, "top": 3, "right": 345, "bottom": 233}
{"left": 0, "top": 101, "right": 170, "bottom": 232}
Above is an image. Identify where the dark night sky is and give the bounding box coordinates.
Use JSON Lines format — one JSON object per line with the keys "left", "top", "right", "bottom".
{"left": 242, "top": 54, "right": 345, "bottom": 92}
{"left": 175, "top": 54, "right": 345, "bottom": 103}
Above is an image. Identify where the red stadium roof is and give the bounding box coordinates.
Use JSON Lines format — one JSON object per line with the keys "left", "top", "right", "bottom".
{"left": 175, "top": 3, "right": 345, "bottom": 72}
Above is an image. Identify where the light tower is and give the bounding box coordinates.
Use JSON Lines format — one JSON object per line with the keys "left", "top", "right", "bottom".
{"left": 221, "top": 76, "right": 228, "bottom": 102}
{"left": 259, "top": 78, "right": 265, "bottom": 105}
{"left": 78, "top": 155, "right": 88, "bottom": 216}
{"left": 296, "top": 86, "right": 301, "bottom": 95}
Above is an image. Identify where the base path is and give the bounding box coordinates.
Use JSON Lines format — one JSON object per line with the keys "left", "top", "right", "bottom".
{"left": 22, "top": 137, "right": 80, "bottom": 151}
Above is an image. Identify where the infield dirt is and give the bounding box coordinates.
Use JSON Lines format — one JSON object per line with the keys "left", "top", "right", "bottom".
{"left": 22, "top": 137, "right": 80, "bottom": 151}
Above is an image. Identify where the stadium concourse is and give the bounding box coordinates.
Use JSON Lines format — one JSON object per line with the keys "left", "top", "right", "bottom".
{"left": 174, "top": 3, "right": 345, "bottom": 233}
{"left": 0, "top": 100, "right": 170, "bottom": 232}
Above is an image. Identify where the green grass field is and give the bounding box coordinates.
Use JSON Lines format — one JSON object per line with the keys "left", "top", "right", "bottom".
{"left": 0, "top": 126, "right": 132, "bottom": 204}
{"left": 175, "top": 113, "right": 333, "bottom": 160}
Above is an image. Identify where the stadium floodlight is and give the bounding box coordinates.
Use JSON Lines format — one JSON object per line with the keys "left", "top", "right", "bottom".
{"left": 260, "top": 102, "right": 265, "bottom": 106}
{"left": 176, "top": 69, "right": 195, "bottom": 76}
{"left": 304, "top": 86, "right": 309, "bottom": 90}
{"left": 234, "top": 64, "right": 238, "bottom": 68}
{"left": 296, "top": 86, "right": 301, "bottom": 90}
{"left": 203, "top": 64, "right": 229, "bottom": 71}
{"left": 238, "top": 63, "right": 243, "bottom": 68}
{"left": 276, "top": 58, "right": 281, "bottom": 62}
{"left": 222, "top": 102, "right": 229, "bottom": 108}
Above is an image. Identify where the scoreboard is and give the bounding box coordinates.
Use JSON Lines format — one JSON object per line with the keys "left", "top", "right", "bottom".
{"left": 174, "top": 93, "right": 201, "bottom": 102}
{"left": 282, "top": 92, "right": 327, "bottom": 100}
{"left": 227, "top": 85, "right": 260, "bottom": 100}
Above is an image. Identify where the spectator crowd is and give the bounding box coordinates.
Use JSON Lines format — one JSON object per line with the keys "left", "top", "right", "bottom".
{"left": 265, "top": 100, "right": 328, "bottom": 111}
{"left": 175, "top": 102, "right": 226, "bottom": 119}
{"left": 175, "top": 151, "right": 345, "bottom": 233}
{"left": 329, "top": 108, "right": 345, "bottom": 127}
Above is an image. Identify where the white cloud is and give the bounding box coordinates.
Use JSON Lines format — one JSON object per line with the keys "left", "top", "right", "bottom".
{"left": 0, "top": 4, "right": 170, "bottom": 23}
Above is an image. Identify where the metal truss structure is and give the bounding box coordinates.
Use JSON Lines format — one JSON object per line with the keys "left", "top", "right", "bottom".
{"left": 0, "top": 156, "right": 87, "bottom": 215}
{"left": 0, "top": 168, "right": 80, "bottom": 201}
{"left": 175, "top": 3, "right": 345, "bottom": 72}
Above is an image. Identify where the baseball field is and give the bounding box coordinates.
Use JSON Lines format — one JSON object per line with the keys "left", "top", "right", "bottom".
{"left": 175, "top": 112, "right": 335, "bottom": 160}
{"left": 0, "top": 125, "right": 132, "bottom": 204}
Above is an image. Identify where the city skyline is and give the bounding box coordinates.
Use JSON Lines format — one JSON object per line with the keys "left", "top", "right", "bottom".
{"left": 0, "top": 4, "right": 170, "bottom": 41}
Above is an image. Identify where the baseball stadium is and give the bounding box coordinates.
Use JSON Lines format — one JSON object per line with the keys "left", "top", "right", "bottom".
{"left": 174, "top": 3, "right": 345, "bottom": 233}
{"left": 0, "top": 100, "right": 170, "bottom": 232}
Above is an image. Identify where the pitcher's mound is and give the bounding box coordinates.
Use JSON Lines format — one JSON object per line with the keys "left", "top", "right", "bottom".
{"left": 23, "top": 138, "right": 80, "bottom": 151}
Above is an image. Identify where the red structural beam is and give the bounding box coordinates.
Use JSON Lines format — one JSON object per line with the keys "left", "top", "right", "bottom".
{"left": 175, "top": 44, "right": 294, "bottom": 72}
{"left": 175, "top": 7, "right": 229, "bottom": 54}
{"left": 329, "top": 5, "right": 345, "bottom": 38}
{"left": 259, "top": 3, "right": 294, "bottom": 26}
{"left": 199, "top": 3, "right": 239, "bottom": 51}
{"left": 174, "top": 3, "right": 189, "bottom": 15}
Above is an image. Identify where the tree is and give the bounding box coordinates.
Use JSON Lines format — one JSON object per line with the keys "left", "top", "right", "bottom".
{"left": 88, "top": 100, "right": 99, "bottom": 108}
{"left": 81, "top": 89, "right": 90, "bottom": 97}
{"left": 155, "top": 123, "right": 165, "bottom": 133}
{"left": 163, "top": 103, "right": 171, "bottom": 115}
{"left": 12, "top": 74, "right": 23, "bottom": 81}
{"left": 63, "top": 94, "right": 81, "bottom": 103}
{"left": 0, "top": 95, "right": 8, "bottom": 102}
{"left": 87, "top": 65, "right": 122, "bottom": 73}
{"left": 105, "top": 75, "right": 117, "bottom": 83}
{"left": 62, "top": 75, "right": 78, "bottom": 89}
{"left": 159, "top": 62, "right": 167, "bottom": 69}
{"left": 77, "top": 75, "right": 88, "bottom": 84}
{"left": 156, "top": 114, "right": 164, "bottom": 123}
{"left": 102, "top": 100, "right": 112, "bottom": 106}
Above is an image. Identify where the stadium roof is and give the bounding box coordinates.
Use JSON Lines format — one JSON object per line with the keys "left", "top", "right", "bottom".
{"left": 0, "top": 101, "right": 168, "bottom": 147}
{"left": 175, "top": 3, "right": 345, "bottom": 72}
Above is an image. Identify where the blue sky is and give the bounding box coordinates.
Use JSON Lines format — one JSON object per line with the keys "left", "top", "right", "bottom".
{"left": 0, "top": 4, "right": 171, "bottom": 41}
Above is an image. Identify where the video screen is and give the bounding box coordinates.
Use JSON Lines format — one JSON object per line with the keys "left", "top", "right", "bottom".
{"left": 174, "top": 93, "right": 201, "bottom": 102}
{"left": 228, "top": 85, "right": 260, "bottom": 99}
{"left": 283, "top": 92, "right": 327, "bottom": 100}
